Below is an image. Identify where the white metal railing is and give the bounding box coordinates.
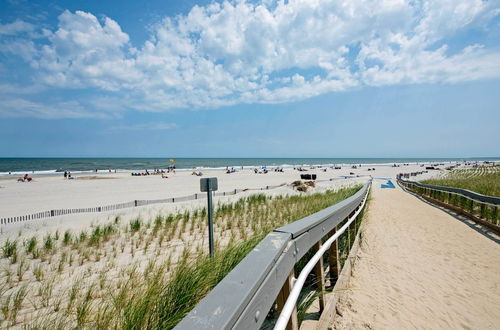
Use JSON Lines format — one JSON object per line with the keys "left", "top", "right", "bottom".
{"left": 274, "top": 189, "right": 369, "bottom": 329}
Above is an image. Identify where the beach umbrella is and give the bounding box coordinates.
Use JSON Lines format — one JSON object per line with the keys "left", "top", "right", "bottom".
{"left": 169, "top": 159, "right": 175, "bottom": 163}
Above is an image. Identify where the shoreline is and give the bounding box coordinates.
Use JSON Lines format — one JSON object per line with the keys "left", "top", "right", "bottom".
{"left": 1, "top": 159, "right": 498, "bottom": 177}
{"left": 0, "top": 161, "right": 490, "bottom": 240}
{"left": 0, "top": 158, "right": 498, "bottom": 177}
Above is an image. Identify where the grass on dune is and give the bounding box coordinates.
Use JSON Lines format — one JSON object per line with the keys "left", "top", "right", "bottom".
{"left": 421, "top": 165, "right": 500, "bottom": 197}
{"left": 0, "top": 185, "right": 362, "bottom": 329}
{"left": 108, "top": 186, "right": 362, "bottom": 329}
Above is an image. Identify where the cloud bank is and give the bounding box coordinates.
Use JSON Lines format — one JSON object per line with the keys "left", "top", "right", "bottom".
{"left": 1, "top": 0, "right": 500, "bottom": 118}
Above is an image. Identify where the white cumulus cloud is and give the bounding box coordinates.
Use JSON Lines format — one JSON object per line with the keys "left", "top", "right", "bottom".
{"left": 1, "top": 0, "right": 500, "bottom": 118}
{"left": 0, "top": 19, "right": 35, "bottom": 35}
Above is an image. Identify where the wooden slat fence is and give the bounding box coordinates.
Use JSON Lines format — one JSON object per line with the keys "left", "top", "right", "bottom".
{"left": 0, "top": 176, "right": 360, "bottom": 225}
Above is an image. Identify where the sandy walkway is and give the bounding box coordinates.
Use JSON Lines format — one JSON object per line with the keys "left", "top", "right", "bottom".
{"left": 333, "top": 183, "right": 500, "bottom": 329}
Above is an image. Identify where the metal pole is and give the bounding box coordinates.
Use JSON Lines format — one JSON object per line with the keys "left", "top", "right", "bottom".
{"left": 207, "top": 190, "right": 214, "bottom": 257}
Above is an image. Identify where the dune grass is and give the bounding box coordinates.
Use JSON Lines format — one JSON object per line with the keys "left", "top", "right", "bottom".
{"left": 421, "top": 165, "right": 500, "bottom": 197}
{"left": 416, "top": 166, "right": 499, "bottom": 223}
{"left": 0, "top": 184, "right": 362, "bottom": 329}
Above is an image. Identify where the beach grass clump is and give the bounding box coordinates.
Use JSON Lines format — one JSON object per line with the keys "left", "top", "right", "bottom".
{"left": 2, "top": 240, "right": 17, "bottom": 259}
{"left": 130, "top": 218, "right": 141, "bottom": 232}
{"left": 63, "top": 231, "right": 72, "bottom": 245}
{"left": 33, "top": 264, "right": 44, "bottom": 281}
{"left": 87, "top": 224, "right": 115, "bottom": 247}
{"left": 26, "top": 236, "right": 37, "bottom": 254}
{"left": 43, "top": 235, "right": 53, "bottom": 251}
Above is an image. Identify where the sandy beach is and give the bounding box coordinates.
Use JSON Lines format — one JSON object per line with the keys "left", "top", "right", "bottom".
{"left": 0, "top": 160, "right": 490, "bottom": 328}
{"left": 0, "top": 163, "right": 442, "bottom": 240}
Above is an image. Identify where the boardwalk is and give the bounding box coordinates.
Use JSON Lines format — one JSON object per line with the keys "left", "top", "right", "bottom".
{"left": 333, "top": 183, "right": 500, "bottom": 329}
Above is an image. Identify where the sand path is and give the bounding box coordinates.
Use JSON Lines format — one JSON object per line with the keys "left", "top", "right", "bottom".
{"left": 333, "top": 182, "right": 500, "bottom": 329}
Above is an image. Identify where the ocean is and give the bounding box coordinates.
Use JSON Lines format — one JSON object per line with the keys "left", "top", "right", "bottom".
{"left": 0, "top": 157, "right": 498, "bottom": 176}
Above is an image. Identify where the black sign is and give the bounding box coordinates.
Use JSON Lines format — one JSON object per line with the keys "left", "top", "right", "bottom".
{"left": 200, "top": 177, "right": 218, "bottom": 192}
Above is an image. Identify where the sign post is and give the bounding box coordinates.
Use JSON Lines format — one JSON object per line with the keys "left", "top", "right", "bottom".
{"left": 200, "top": 177, "right": 218, "bottom": 257}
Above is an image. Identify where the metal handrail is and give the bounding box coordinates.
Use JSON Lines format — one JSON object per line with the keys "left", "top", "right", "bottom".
{"left": 397, "top": 175, "right": 499, "bottom": 232}
{"left": 274, "top": 188, "right": 368, "bottom": 329}
{"left": 175, "top": 180, "right": 371, "bottom": 329}
{"left": 398, "top": 178, "right": 499, "bottom": 205}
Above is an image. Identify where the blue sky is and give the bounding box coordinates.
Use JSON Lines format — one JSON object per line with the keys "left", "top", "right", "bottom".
{"left": 0, "top": 0, "right": 499, "bottom": 157}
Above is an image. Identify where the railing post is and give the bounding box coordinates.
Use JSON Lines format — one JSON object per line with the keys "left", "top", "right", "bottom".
{"left": 347, "top": 219, "right": 352, "bottom": 249}
{"left": 328, "top": 227, "right": 339, "bottom": 286}
{"left": 480, "top": 203, "right": 485, "bottom": 218}
{"left": 276, "top": 270, "right": 299, "bottom": 330}
{"left": 314, "top": 241, "right": 326, "bottom": 312}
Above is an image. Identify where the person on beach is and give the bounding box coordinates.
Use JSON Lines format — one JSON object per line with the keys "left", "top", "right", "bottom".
{"left": 22, "top": 173, "right": 33, "bottom": 182}
{"left": 64, "top": 171, "right": 68, "bottom": 179}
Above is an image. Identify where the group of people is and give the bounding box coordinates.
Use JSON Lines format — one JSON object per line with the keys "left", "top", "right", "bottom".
{"left": 226, "top": 167, "right": 238, "bottom": 174}
{"left": 63, "top": 171, "right": 73, "bottom": 179}
{"left": 131, "top": 170, "right": 151, "bottom": 176}
{"left": 131, "top": 168, "right": 171, "bottom": 178}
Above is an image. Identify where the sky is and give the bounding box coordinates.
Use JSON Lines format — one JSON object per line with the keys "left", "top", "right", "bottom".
{"left": 0, "top": 0, "right": 499, "bottom": 158}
